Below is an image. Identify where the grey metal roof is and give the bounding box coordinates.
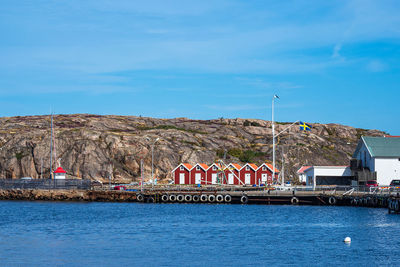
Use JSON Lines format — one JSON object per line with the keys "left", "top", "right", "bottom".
{"left": 355, "top": 136, "right": 400, "bottom": 158}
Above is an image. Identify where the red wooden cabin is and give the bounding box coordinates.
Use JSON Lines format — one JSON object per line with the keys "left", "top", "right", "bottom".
{"left": 256, "top": 163, "right": 279, "bottom": 185}
{"left": 239, "top": 163, "right": 258, "bottom": 185}
{"left": 206, "top": 163, "right": 224, "bottom": 184}
{"left": 171, "top": 163, "right": 193, "bottom": 184}
{"left": 190, "top": 163, "right": 208, "bottom": 184}
{"left": 224, "top": 163, "right": 242, "bottom": 185}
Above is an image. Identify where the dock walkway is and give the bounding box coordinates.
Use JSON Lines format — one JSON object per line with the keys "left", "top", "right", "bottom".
{"left": 127, "top": 185, "right": 399, "bottom": 210}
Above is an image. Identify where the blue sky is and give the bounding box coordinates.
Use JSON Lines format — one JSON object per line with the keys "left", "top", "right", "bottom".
{"left": 0, "top": 0, "right": 399, "bottom": 134}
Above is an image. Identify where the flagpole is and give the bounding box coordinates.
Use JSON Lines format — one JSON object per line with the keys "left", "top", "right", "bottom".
{"left": 272, "top": 95, "right": 278, "bottom": 185}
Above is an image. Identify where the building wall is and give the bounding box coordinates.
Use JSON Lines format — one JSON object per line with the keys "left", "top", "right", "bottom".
{"left": 190, "top": 168, "right": 207, "bottom": 184}
{"left": 224, "top": 169, "right": 240, "bottom": 185}
{"left": 313, "top": 167, "right": 351, "bottom": 177}
{"left": 298, "top": 173, "right": 306, "bottom": 183}
{"left": 374, "top": 158, "right": 400, "bottom": 185}
{"left": 304, "top": 167, "right": 351, "bottom": 186}
{"left": 173, "top": 167, "right": 190, "bottom": 184}
{"left": 305, "top": 168, "right": 315, "bottom": 186}
{"left": 54, "top": 173, "right": 66, "bottom": 179}
{"left": 256, "top": 168, "right": 273, "bottom": 185}
{"left": 239, "top": 168, "right": 256, "bottom": 185}
{"left": 206, "top": 167, "right": 225, "bottom": 184}
{"left": 355, "top": 143, "right": 373, "bottom": 170}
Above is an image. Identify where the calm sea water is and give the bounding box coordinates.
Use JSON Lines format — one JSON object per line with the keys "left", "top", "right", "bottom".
{"left": 0, "top": 201, "right": 399, "bottom": 266}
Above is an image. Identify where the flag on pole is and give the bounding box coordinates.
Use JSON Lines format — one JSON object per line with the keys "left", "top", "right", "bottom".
{"left": 299, "top": 121, "right": 312, "bottom": 132}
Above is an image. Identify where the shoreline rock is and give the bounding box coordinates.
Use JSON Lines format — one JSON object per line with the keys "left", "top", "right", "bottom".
{"left": 0, "top": 189, "right": 137, "bottom": 202}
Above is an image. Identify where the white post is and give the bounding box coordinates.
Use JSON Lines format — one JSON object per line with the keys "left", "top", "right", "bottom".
{"left": 272, "top": 97, "right": 275, "bottom": 184}
{"left": 151, "top": 144, "right": 154, "bottom": 187}
{"left": 50, "top": 113, "right": 53, "bottom": 179}
{"left": 272, "top": 95, "right": 279, "bottom": 184}
{"left": 141, "top": 159, "right": 144, "bottom": 192}
{"left": 281, "top": 147, "right": 285, "bottom": 186}
{"left": 313, "top": 174, "right": 316, "bottom": 190}
{"left": 151, "top": 137, "right": 159, "bottom": 187}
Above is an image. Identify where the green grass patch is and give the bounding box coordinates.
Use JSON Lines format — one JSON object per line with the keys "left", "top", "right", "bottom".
{"left": 243, "top": 120, "right": 262, "bottom": 127}
{"left": 227, "top": 148, "right": 267, "bottom": 162}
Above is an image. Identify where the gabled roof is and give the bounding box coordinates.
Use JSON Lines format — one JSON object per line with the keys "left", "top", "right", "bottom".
{"left": 54, "top": 167, "right": 66, "bottom": 174}
{"left": 192, "top": 163, "right": 209, "bottom": 171}
{"left": 225, "top": 163, "right": 242, "bottom": 170}
{"left": 207, "top": 163, "right": 223, "bottom": 171}
{"left": 257, "top": 162, "right": 280, "bottom": 173}
{"left": 354, "top": 136, "right": 400, "bottom": 158}
{"left": 183, "top": 163, "right": 193, "bottom": 170}
{"left": 297, "top": 166, "right": 311, "bottom": 174}
{"left": 171, "top": 163, "right": 193, "bottom": 173}
{"left": 248, "top": 163, "right": 258, "bottom": 170}
{"left": 240, "top": 163, "right": 258, "bottom": 171}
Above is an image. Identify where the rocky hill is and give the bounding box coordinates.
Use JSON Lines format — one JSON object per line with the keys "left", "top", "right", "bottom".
{"left": 0, "top": 114, "right": 386, "bottom": 183}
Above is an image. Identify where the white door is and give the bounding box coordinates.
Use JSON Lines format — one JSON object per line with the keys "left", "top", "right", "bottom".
{"left": 212, "top": 173, "right": 217, "bottom": 184}
{"left": 195, "top": 173, "right": 201, "bottom": 184}
{"left": 228, "top": 173, "right": 234, "bottom": 184}
{"left": 179, "top": 173, "right": 185, "bottom": 184}
{"left": 261, "top": 174, "right": 267, "bottom": 182}
{"left": 245, "top": 173, "right": 251, "bottom": 184}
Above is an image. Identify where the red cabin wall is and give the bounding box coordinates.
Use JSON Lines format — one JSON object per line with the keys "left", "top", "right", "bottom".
{"left": 224, "top": 169, "right": 240, "bottom": 185}
{"left": 256, "top": 168, "right": 273, "bottom": 185}
{"left": 173, "top": 167, "right": 190, "bottom": 184}
{"left": 239, "top": 168, "right": 256, "bottom": 185}
{"left": 206, "top": 169, "right": 213, "bottom": 184}
{"left": 207, "top": 168, "right": 225, "bottom": 184}
{"left": 190, "top": 168, "right": 207, "bottom": 184}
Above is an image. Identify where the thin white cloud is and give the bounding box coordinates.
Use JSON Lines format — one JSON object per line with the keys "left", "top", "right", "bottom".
{"left": 0, "top": 0, "right": 399, "bottom": 97}
{"left": 332, "top": 43, "right": 342, "bottom": 59}
{"left": 366, "top": 60, "right": 387, "bottom": 72}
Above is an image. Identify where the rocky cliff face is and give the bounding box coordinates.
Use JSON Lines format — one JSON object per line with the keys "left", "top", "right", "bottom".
{"left": 0, "top": 114, "right": 386, "bottom": 183}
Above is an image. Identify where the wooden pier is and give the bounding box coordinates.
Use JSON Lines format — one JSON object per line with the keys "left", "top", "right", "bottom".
{"left": 1, "top": 185, "right": 399, "bottom": 213}
{"left": 129, "top": 186, "right": 395, "bottom": 209}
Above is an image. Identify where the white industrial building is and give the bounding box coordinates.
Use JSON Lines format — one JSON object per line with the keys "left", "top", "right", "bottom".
{"left": 352, "top": 136, "right": 400, "bottom": 186}
{"left": 303, "top": 166, "right": 354, "bottom": 188}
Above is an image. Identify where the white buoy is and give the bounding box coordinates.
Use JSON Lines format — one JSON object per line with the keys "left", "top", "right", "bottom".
{"left": 344, "top": 237, "right": 351, "bottom": 243}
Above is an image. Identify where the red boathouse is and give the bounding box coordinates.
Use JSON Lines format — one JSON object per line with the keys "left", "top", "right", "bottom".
{"left": 172, "top": 163, "right": 193, "bottom": 184}
{"left": 224, "top": 163, "right": 242, "bottom": 185}
{"left": 256, "top": 163, "right": 279, "bottom": 185}
{"left": 206, "top": 163, "right": 224, "bottom": 184}
{"left": 239, "top": 163, "right": 258, "bottom": 185}
{"left": 190, "top": 163, "right": 209, "bottom": 184}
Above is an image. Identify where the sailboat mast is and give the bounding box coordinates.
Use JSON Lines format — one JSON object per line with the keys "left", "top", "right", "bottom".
{"left": 50, "top": 113, "right": 53, "bottom": 179}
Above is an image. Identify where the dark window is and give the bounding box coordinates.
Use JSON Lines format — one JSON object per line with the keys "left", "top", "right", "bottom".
{"left": 196, "top": 166, "right": 200, "bottom": 170}
{"left": 180, "top": 166, "right": 184, "bottom": 170}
